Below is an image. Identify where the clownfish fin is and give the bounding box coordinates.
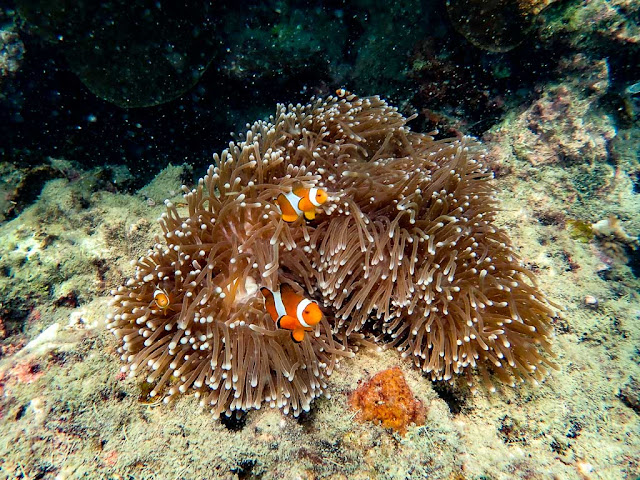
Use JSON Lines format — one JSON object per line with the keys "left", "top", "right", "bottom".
{"left": 260, "top": 287, "right": 271, "bottom": 297}
{"left": 291, "top": 328, "right": 305, "bottom": 343}
{"left": 297, "top": 197, "right": 313, "bottom": 212}
{"left": 304, "top": 209, "right": 316, "bottom": 221}
{"left": 279, "top": 315, "right": 298, "bottom": 331}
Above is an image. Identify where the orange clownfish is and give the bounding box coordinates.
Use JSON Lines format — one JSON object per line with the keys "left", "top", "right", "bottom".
{"left": 277, "top": 187, "right": 328, "bottom": 222}
{"left": 153, "top": 287, "right": 173, "bottom": 315}
{"left": 260, "top": 284, "right": 323, "bottom": 343}
{"left": 336, "top": 88, "right": 355, "bottom": 100}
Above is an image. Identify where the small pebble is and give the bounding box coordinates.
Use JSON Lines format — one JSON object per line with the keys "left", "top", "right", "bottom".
{"left": 576, "top": 460, "right": 593, "bottom": 475}
{"left": 584, "top": 295, "right": 598, "bottom": 308}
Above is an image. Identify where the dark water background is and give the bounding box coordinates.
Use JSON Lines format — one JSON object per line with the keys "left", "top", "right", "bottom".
{"left": 3, "top": 0, "right": 637, "bottom": 193}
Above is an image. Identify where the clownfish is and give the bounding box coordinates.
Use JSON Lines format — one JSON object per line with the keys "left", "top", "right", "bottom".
{"left": 153, "top": 287, "right": 173, "bottom": 315}
{"left": 260, "top": 284, "right": 323, "bottom": 343}
{"left": 277, "top": 187, "right": 328, "bottom": 223}
{"left": 336, "top": 88, "right": 355, "bottom": 100}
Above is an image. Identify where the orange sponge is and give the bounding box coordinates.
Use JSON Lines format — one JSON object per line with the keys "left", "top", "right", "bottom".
{"left": 350, "top": 367, "right": 426, "bottom": 435}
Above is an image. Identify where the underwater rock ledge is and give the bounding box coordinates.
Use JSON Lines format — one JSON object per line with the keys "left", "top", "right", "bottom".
{"left": 107, "top": 93, "right": 558, "bottom": 419}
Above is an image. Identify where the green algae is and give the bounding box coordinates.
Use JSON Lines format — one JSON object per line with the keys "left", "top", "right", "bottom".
{"left": 567, "top": 219, "right": 595, "bottom": 243}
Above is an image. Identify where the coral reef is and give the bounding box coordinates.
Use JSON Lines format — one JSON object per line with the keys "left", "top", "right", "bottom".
{"left": 2, "top": 0, "right": 640, "bottom": 476}
{"left": 0, "top": 22, "right": 24, "bottom": 80}
{"left": 109, "top": 94, "right": 558, "bottom": 420}
{"left": 408, "top": 36, "right": 510, "bottom": 136}
{"left": 0, "top": 140, "right": 637, "bottom": 478}
{"left": 539, "top": 0, "right": 640, "bottom": 52}
{"left": 510, "top": 55, "right": 614, "bottom": 167}
{"left": 592, "top": 215, "right": 639, "bottom": 247}
{"left": 482, "top": 52, "right": 635, "bottom": 229}
{"left": 350, "top": 366, "right": 426, "bottom": 434}
{"left": 446, "top": 0, "right": 557, "bottom": 52}
{"left": 591, "top": 215, "right": 639, "bottom": 276}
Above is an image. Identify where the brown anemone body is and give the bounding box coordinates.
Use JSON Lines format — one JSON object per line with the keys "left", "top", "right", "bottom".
{"left": 108, "top": 94, "right": 557, "bottom": 418}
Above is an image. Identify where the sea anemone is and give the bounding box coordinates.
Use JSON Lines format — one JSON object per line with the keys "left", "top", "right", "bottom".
{"left": 108, "top": 93, "right": 557, "bottom": 418}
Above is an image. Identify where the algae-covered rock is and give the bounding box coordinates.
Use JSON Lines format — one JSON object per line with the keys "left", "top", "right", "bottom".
{"left": 446, "top": 0, "right": 556, "bottom": 52}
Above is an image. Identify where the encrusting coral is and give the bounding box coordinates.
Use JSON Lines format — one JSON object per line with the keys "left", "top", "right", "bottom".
{"left": 108, "top": 93, "right": 558, "bottom": 419}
